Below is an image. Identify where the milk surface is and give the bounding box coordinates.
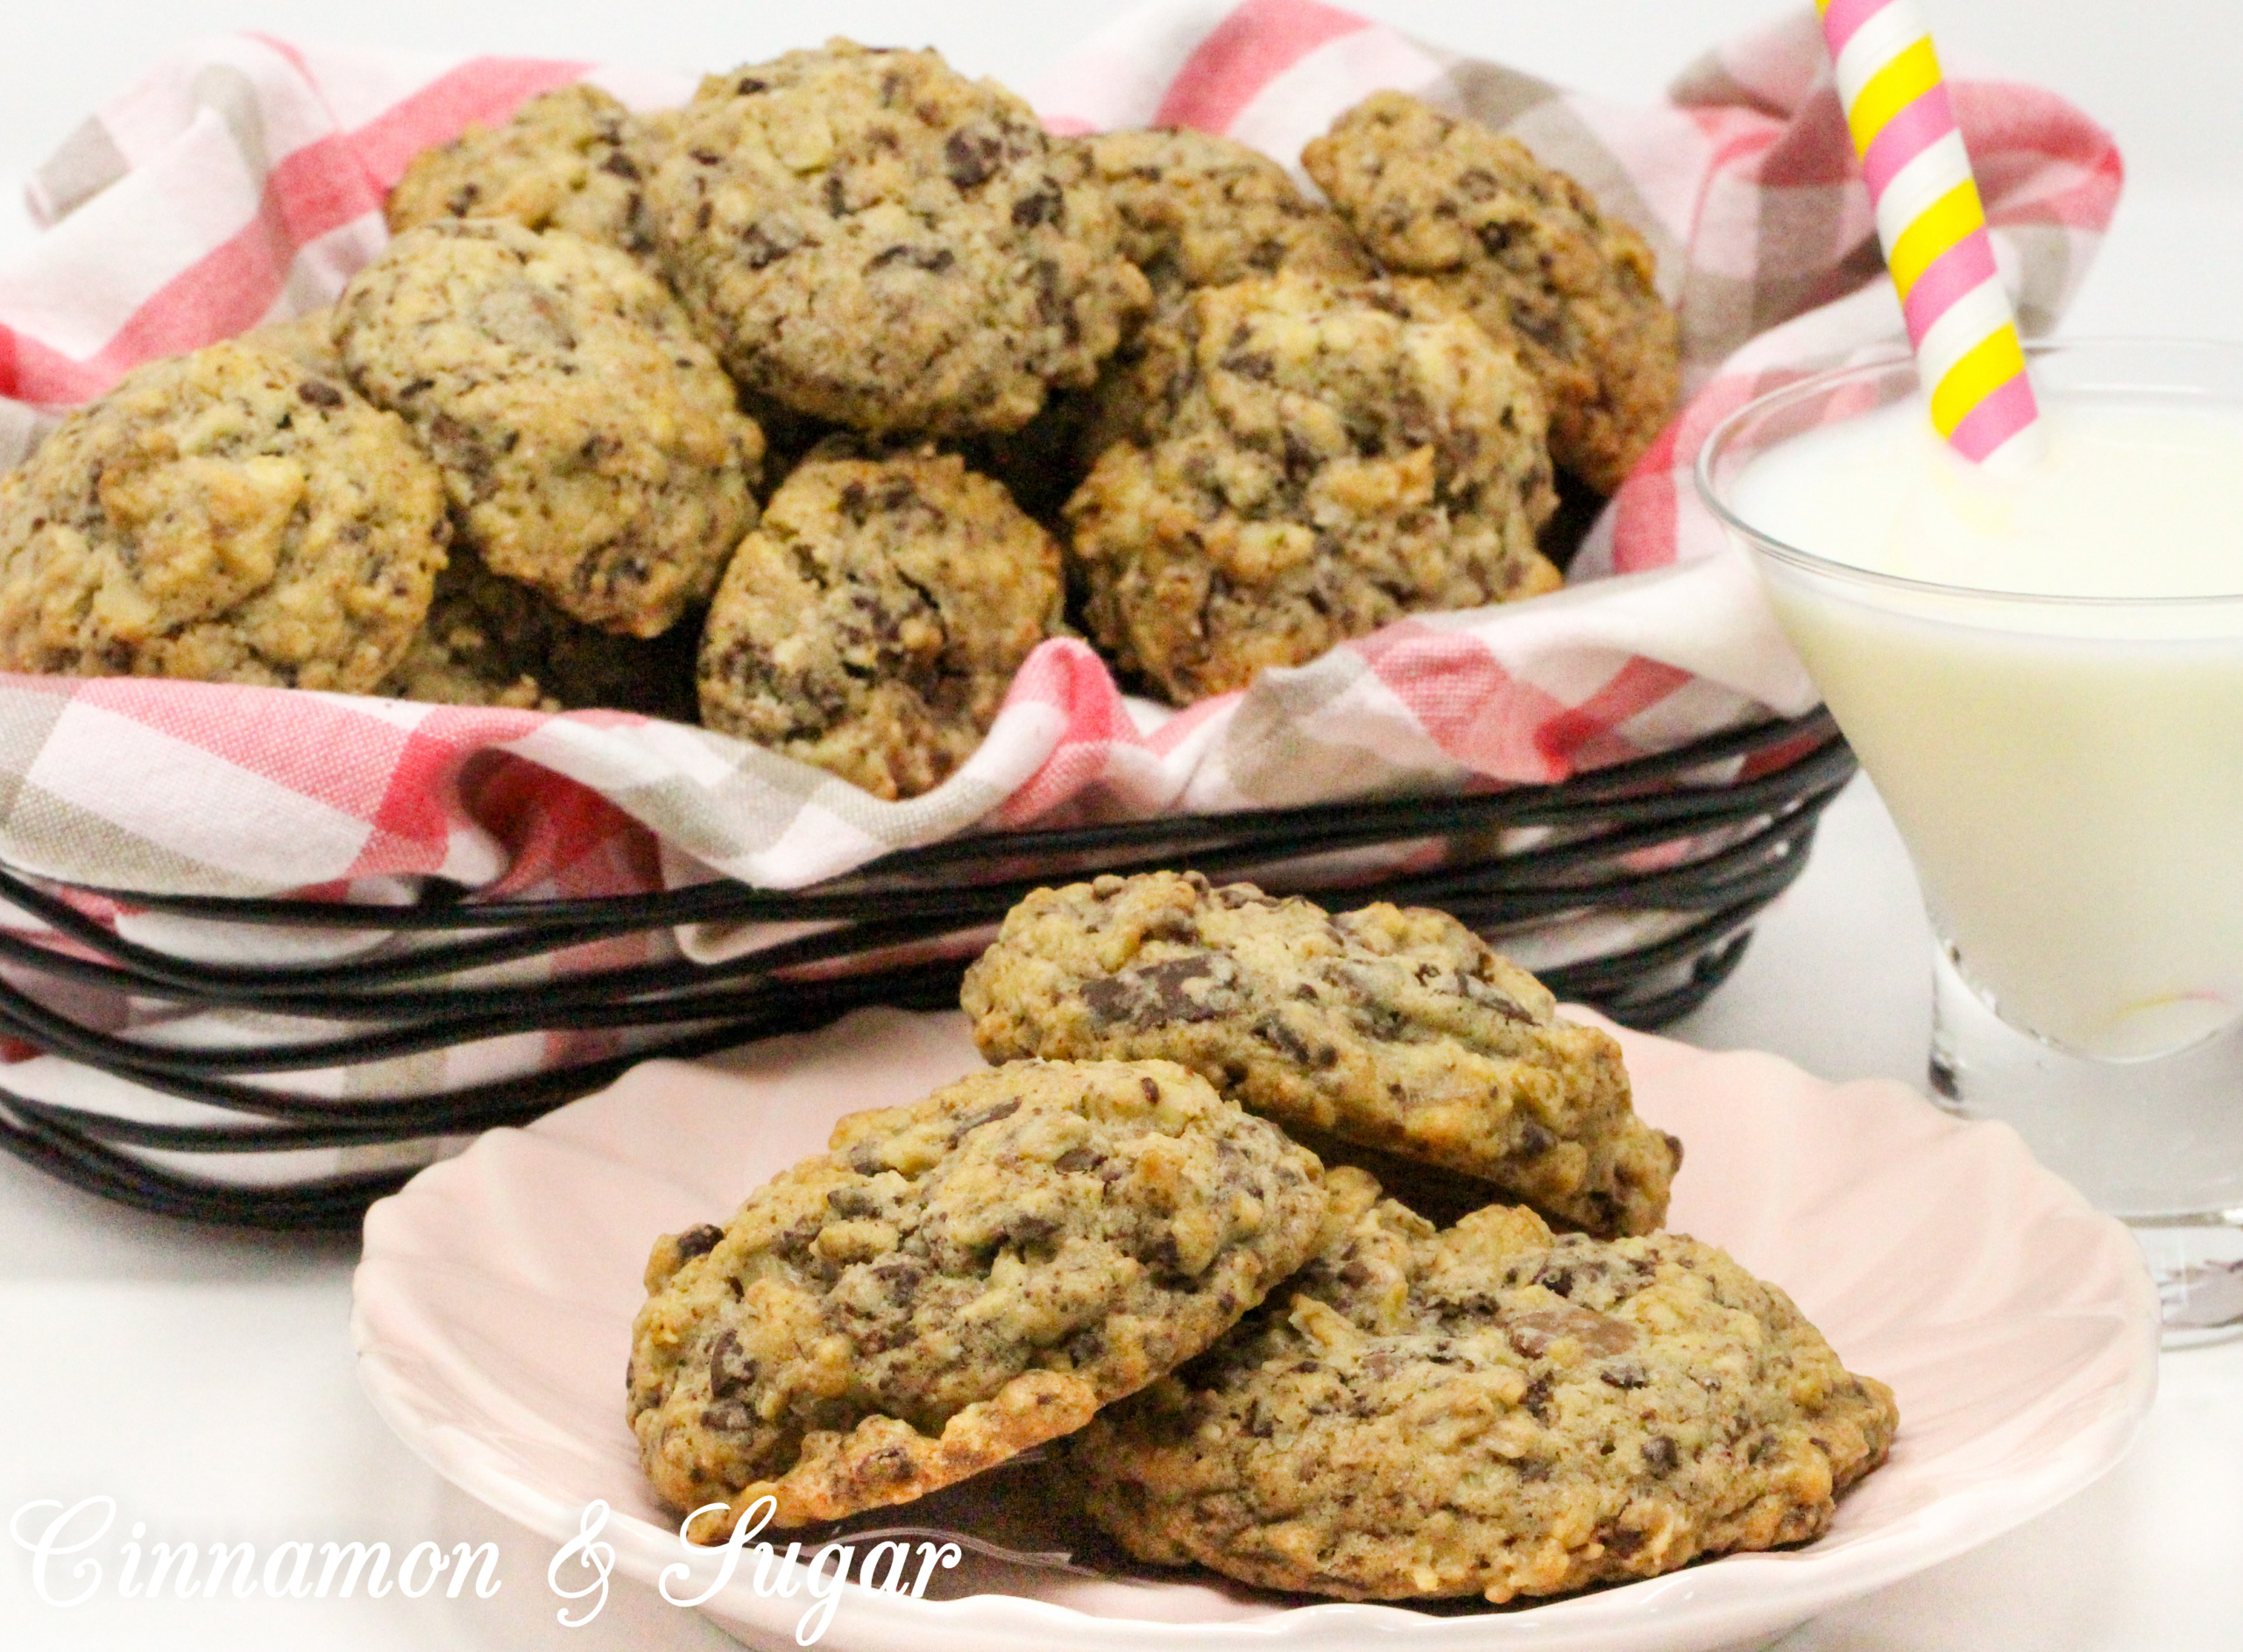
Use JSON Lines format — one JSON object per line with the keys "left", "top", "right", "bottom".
{"left": 1731, "top": 392, "right": 2243, "bottom": 1059}
{"left": 1731, "top": 396, "right": 2243, "bottom": 599}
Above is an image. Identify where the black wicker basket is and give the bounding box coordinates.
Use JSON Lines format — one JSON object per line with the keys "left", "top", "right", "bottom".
{"left": 0, "top": 709, "right": 1851, "bottom": 1230}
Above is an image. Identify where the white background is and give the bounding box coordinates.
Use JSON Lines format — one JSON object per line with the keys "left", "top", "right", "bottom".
{"left": 2, "top": 4, "right": 2240, "bottom": 1650}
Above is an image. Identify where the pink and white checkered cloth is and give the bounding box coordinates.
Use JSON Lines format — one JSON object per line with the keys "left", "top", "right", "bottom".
{"left": 0, "top": 0, "right": 2119, "bottom": 911}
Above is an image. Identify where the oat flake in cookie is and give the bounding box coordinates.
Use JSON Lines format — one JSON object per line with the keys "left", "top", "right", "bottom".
{"left": 1304, "top": 90, "right": 1680, "bottom": 496}
{"left": 647, "top": 39, "right": 1150, "bottom": 437}
{"left": 962, "top": 871, "right": 1676, "bottom": 1238}
{"left": 386, "top": 84, "right": 674, "bottom": 260}
{"left": 0, "top": 341, "right": 447, "bottom": 689}
{"left": 1065, "top": 272, "right": 1560, "bottom": 705}
{"left": 697, "top": 443, "right": 1065, "bottom": 800}
{"left": 337, "top": 219, "right": 763, "bottom": 637}
{"left": 626, "top": 1059, "right": 1327, "bottom": 1536}
{"left": 1073, "top": 1168, "right": 1898, "bottom": 1602}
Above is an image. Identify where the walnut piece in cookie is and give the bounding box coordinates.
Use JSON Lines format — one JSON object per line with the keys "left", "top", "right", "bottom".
{"left": 337, "top": 219, "right": 763, "bottom": 638}
{"left": 647, "top": 39, "right": 1150, "bottom": 436}
{"left": 379, "top": 544, "right": 699, "bottom": 718}
{"left": 385, "top": 84, "right": 675, "bottom": 260}
{"left": 697, "top": 442, "right": 1064, "bottom": 800}
{"left": 1303, "top": 90, "right": 1680, "bottom": 495}
{"left": 961, "top": 871, "right": 1677, "bottom": 1238}
{"left": 626, "top": 1058, "right": 1329, "bottom": 1536}
{"left": 1073, "top": 1167, "right": 1898, "bottom": 1602}
{"left": 0, "top": 341, "right": 448, "bottom": 690}
{"left": 1065, "top": 272, "right": 1560, "bottom": 704}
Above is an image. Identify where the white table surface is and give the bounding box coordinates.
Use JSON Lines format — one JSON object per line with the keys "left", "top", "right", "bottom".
{"left": 2, "top": 4, "right": 2239, "bottom": 1648}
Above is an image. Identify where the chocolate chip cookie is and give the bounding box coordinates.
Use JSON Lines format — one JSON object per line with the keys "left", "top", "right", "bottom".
{"left": 1063, "top": 272, "right": 1560, "bottom": 705}
{"left": 1303, "top": 91, "right": 1680, "bottom": 494}
{"left": 961, "top": 872, "right": 1675, "bottom": 1238}
{"left": 386, "top": 83, "right": 673, "bottom": 259}
{"left": 379, "top": 544, "right": 699, "bottom": 717}
{"left": 697, "top": 442, "right": 1065, "bottom": 799}
{"left": 647, "top": 40, "right": 1150, "bottom": 436}
{"left": 1072, "top": 1167, "right": 1898, "bottom": 1602}
{"left": 1078, "top": 127, "right": 1376, "bottom": 305}
{"left": 337, "top": 218, "right": 762, "bottom": 637}
{"left": 0, "top": 340, "right": 447, "bottom": 689}
{"left": 627, "top": 1059, "right": 1329, "bottom": 1536}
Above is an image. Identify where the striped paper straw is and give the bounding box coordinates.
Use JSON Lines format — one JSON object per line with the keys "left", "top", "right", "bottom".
{"left": 1819, "top": 0, "right": 2043, "bottom": 467}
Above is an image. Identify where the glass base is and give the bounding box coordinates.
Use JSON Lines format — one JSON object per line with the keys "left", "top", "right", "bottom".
{"left": 1928, "top": 941, "right": 2243, "bottom": 1345}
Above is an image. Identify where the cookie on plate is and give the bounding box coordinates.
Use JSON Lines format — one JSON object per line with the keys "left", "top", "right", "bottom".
{"left": 626, "top": 1059, "right": 1329, "bottom": 1536}
{"left": 386, "top": 83, "right": 674, "bottom": 259}
{"left": 1079, "top": 127, "right": 1376, "bottom": 305}
{"left": 961, "top": 871, "right": 1676, "bottom": 1238}
{"left": 0, "top": 340, "right": 448, "bottom": 689}
{"left": 1072, "top": 1167, "right": 1899, "bottom": 1602}
{"left": 697, "top": 442, "right": 1064, "bottom": 799}
{"left": 337, "top": 218, "right": 762, "bottom": 637}
{"left": 1063, "top": 272, "right": 1560, "bottom": 705}
{"left": 647, "top": 39, "right": 1150, "bottom": 436}
{"left": 379, "top": 544, "right": 699, "bottom": 717}
{"left": 1303, "top": 90, "right": 1680, "bottom": 495}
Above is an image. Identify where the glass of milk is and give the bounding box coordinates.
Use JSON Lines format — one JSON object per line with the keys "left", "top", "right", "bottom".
{"left": 1700, "top": 338, "right": 2243, "bottom": 1344}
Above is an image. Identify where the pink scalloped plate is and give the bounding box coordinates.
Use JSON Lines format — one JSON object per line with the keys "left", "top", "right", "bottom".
{"left": 351, "top": 1008, "right": 2159, "bottom": 1652}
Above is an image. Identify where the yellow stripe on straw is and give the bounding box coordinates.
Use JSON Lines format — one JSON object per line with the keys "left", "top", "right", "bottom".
{"left": 1846, "top": 35, "right": 1945, "bottom": 156}
{"left": 1928, "top": 323, "right": 2028, "bottom": 437}
{"left": 1886, "top": 177, "right": 1986, "bottom": 297}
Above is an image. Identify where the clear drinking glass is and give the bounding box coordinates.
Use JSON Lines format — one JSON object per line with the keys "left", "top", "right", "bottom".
{"left": 1698, "top": 338, "right": 2243, "bottom": 1345}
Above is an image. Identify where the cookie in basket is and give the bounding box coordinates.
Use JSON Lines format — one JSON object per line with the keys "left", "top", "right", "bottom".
{"left": 960, "top": 871, "right": 1677, "bottom": 1238}
{"left": 1066, "top": 127, "right": 1381, "bottom": 467}
{"left": 1072, "top": 1165, "right": 1897, "bottom": 1602}
{"left": 237, "top": 307, "right": 343, "bottom": 376}
{"left": 1063, "top": 271, "right": 1560, "bottom": 705}
{"left": 626, "top": 1059, "right": 1329, "bottom": 1536}
{"left": 1303, "top": 90, "right": 1680, "bottom": 495}
{"left": 0, "top": 340, "right": 448, "bottom": 690}
{"left": 385, "top": 83, "right": 675, "bottom": 260}
{"left": 697, "top": 441, "right": 1064, "bottom": 799}
{"left": 646, "top": 39, "right": 1150, "bottom": 436}
{"left": 1079, "top": 127, "right": 1376, "bottom": 306}
{"left": 336, "top": 218, "right": 763, "bottom": 638}
{"left": 379, "top": 544, "right": 699, "bottom": 718}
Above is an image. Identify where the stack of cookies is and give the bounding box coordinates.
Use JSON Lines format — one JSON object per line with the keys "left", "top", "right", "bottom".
{"left": 0, "top": 39, "right": 1686, "bottom": 802}
{"left": 626, "top": 871, "right": 1897, "bottom": 1605}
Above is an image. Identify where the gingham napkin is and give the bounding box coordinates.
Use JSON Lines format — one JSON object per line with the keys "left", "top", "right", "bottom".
{"left": 0, "top": 2, "right": 2120, "bottom": 1176}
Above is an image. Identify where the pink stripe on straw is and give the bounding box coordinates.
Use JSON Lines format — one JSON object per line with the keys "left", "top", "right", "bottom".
{"left": 1946, "top": 370, "right": 2040, "bottom": 462}
{"left": 1859, "top": 82, "right": 1957, "bottom": 198}
{"left": 1900, "top": 232, "right": 2000, "bottom": 344}
{"left": 1819, "top": 0, "right": 1897, "bottom": 61}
